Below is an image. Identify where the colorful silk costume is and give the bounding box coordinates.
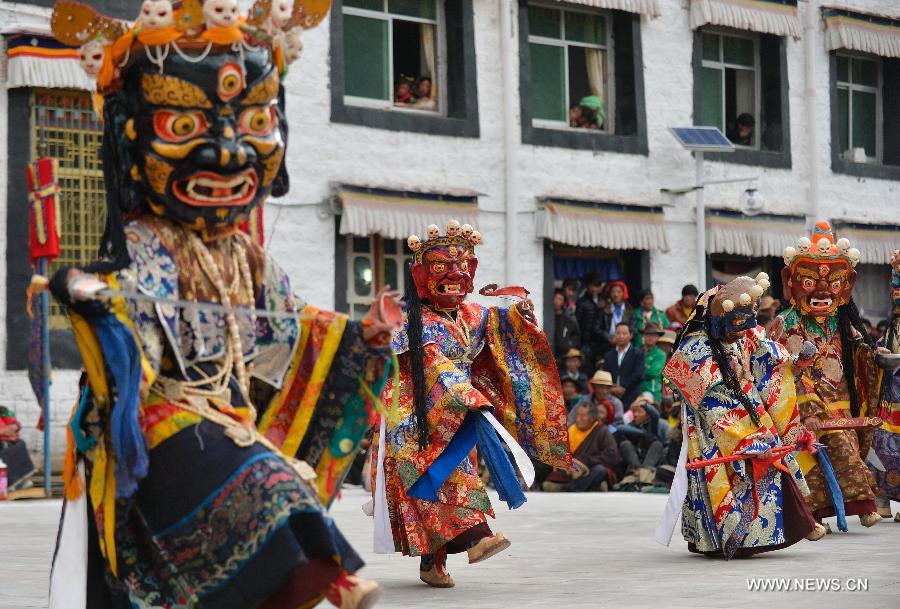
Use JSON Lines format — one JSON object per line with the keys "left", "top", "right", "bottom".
{"left": 872, "top": 251, "right": 900, "bottom": 509}
{"left": 369, "top": 221, "right": 570, "bottom": 587}
{"left": 658, "top": 276, "right": 816, "bottom": 559}
{"left": 772, "top": 222, "right": 882, "bottom": 522}
{"left": 46, "top": 2, "right": 388, "bottom": 608}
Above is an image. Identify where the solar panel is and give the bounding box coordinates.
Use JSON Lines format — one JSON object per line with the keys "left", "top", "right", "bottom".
{"left": 668, "top": 126, "right": 735, "bottom": 152}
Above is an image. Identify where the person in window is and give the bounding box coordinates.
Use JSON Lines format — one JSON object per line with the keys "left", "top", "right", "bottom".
{"left": 727, "top": 113, "right": 755, "bottom": 146}
{"left": 395, "top": 76, "right": 415, "bottom": 105}
{"left": 665, "top": 284, "right": 699, "bottom": 326}
{"left": 578, "top": 95, "right": 606, "bottom": 129}
{"left": 634, "top": 289, "right": 669, "bottom": 345}
{"left": 412, "top": 75, "right": 436, "bottom": 110}
{"left": 552, "top": 288, "right": 581, "bottom": 362}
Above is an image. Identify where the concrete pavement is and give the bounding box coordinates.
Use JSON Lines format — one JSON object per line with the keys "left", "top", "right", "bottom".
{"left": 2, "top": 489, "right": 898, "bottom": 609}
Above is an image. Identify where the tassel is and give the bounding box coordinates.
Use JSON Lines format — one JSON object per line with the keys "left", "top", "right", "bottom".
{"left": 474, "top": 413, "right": 526, "bottom": 510}
{"left": 816, "top": 446, "right": 847, "bottom": 532}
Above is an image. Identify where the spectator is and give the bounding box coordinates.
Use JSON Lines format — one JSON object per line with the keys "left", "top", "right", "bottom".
{"left": 560, "top": 348, "right": 589, "bottom": 394}
{"left": 665, "top": 284, "right": 699, "bottom": 326}
{"left": 574, "top": 370, "right": 624, "bottom": 425}
{"left": 615, "top": 397, "right": 664, "bottom": 485}
{"left": 640, "top": 322, "right": 667, "bottom": 404}
{"left": 578, "top": 95, "right": 606, "bottom": 129}
{"left": 561, "top": 278, "right": 579, "bottom": 316}
{"left": 568, "top": 104, "right": 584, "bottom": 128}
{"left": 412, "top": 75, "right": 436, "bottom": 110}
{"left": 657, "top": 329, "right": 677, "bottom": 358}
{"left": 596, "top": 281, "right": 635, "bottom": 355}
{"left": 0, "top": 406, "right": 35, "bottom": 491}
{"left": 576, "top": 275, "right": 605, "bottom": 369}
{"left": 875, "top": 319, "right": 889, "bottom": 343}
{"left": 552, "top": 289, "right": 580, "bottom": 360}
{"left": 561, "top": 377, "right": 586, "bottom": 414}
{"left": 543, "top": 403, "right": 619, "bottom": 492}
{"left": 727, "top": 112, "right": 755, "bottom": 146}
{"left": 758, "top": 295, "right": 780, "bottom": 333}
{"left": 394, "top": 77, "right": 415, "bottom": 105}
{"left": 602, "top": 322, "right": 645, "bottom": 409}
{"left": 633, "top": 289, "right": 669, "bottom": 345}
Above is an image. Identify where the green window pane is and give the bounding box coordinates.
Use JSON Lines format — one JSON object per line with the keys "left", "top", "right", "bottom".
{"left": 836, "top": 55, "right": 849, "bottom": 82}
{"left": 852, "top": 58, "right": 878, "bottom": 87}
{"left": 702, "top": 33, "right": 719, "bottom": 62}
{"left": 530, "top": 43, "right": 566, "bottom": 121}
{"left": 852, "top": 90, "right": 877, "bottom": 158}
{"left": 353, "top": 256, "right": 373, "bottom": 297}
{"left": 701, "top": 67, "right": 724, "bottom": 130}
{"left": 384, "top": 258, "right": 398, "bottom": 292}
{"left": 388, "top": 0, "right": 435, "bottom": 20}
{"left": 344, "top": 0, "right": 384, "bottom": 10}
{"left": 528, "top": 5, "right": 561, "bottom": 39}
{"left": 837, "top": 87, "right": 849, "bottom": 154}
{"left": 343, "top": 15, "right": 389, "bottom": 100}
{"left": 723, "top": 36, "right": 754, "bottom": 67}
{"left": 564, "top": 12, "right": 605, "bottom": 45}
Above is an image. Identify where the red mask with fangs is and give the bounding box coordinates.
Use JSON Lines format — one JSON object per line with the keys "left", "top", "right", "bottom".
{"left": 411, "top": 243, "right": 478, "bottom": 311}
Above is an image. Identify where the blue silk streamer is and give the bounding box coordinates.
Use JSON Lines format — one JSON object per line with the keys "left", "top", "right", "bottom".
{"left": 69, "top": 386, "right": 97, "bottom": 453}
{"left": 93, "top": 314, "right": 147, "bottom": 498}
{"left": 407, "top": 411, "right": 526, "bottom": 510}
{"left": 816, "top": 445, "right": 848, "bottom": 532}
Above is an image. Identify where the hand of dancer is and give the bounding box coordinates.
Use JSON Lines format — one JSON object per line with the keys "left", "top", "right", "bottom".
{"left": 515, "top": 297, "right": 537, "bottom": 324}
{"left": 362, "top": 287, "right": 403, "bottom": 347}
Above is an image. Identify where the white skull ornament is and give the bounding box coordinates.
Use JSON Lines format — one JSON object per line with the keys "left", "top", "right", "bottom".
{"left": 460, "top": 224, "right": 474, "bottom": 239}
{"left": 426, "top": 224, "right": 440, "bottom": 240}
{"left": 283, "top": 29, "right": 303, "bottom": 64}
{"left": 407, "top": 235, "right": 422, "bottom": 252}
{"left": 470, "top": 231, "right": 482, "bottom": 245}
{"left": 140, "top": 0, "right": 175, "bottom": 29}
{"left": 270, "top": 0, "right": 293, "bottom": 29}
{"left": 79, "top": 39, "right": 106, "bottom": 78}
{"left": 446, "top": 219, "right": 461, "bottom": 237}
{"left": 203, "top": 0, "right": 239, "bottom": 28}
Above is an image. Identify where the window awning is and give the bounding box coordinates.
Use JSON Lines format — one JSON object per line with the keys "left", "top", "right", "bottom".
{"left": 554, "top": 0, "right": 661, "bottom": 18}
{"left": 822, "top": 6, "right": 900, "bottom": 59}
{"left": 830, "top": 221, "right": 900, "bottom": 265}
{"left": 705, "top": 209, "right": 805, "bottom": 257}
{"left": 336, "top": 185, "right": 479, "bottom": 240}
{"left": 4, "top": 32, "right": 94, "bottom": 91}
{"left": 690, "top": 0, "right": 802, "bottom": 39}
{"left": 536, "top": 199, "right": 668, "bottom": 251}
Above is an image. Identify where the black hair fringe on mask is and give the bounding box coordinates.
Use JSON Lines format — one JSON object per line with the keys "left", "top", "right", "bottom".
{"left": 404, "top": 261, "right": 429, "bottom": 449}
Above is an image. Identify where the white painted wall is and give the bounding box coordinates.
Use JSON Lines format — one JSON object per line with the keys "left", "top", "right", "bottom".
{"left": 2, "top": 0, "right": 898, "bottom": 463}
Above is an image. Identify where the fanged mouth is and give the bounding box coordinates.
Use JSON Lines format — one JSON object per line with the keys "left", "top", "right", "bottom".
{"left": 808, "top": 297, "right": 833, "bottom": 310}
{"left": 173, "top": 170, "right": 258, "bottom": 207}
{"left": 437, "top": 283, "right": 463, "bottom": 295}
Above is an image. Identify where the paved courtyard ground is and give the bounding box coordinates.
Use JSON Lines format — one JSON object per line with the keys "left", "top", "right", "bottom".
{"left": 2, "top": 488, "right": 898, "bottom": 609}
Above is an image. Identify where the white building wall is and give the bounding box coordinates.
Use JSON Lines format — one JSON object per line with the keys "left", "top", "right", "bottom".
{"left": 1, "top": 0, "right": 898, "bottom": 463}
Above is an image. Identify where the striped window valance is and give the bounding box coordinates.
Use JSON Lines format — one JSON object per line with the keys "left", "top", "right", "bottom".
{"left": 553, "top": 0, "right": 661, "bottom": 17}
{"left": 830, "top": 221, "right": 900, "bottom": 265}
{"left": 705, "top": 209, "right": 806, "bottom": 257}
{"left": 822, "top": 6, "right": 900, "bottom": 59}
{"left": 5, "top": 33, "right": 95, "bottom": 91}
{"left": 536, "top": 199, "right": 668, "bottom": 250}
{"left": 336, "top": 186, "right": 479, "bottom": 240}
{"left": 690, "top": 0, "right": 802, "bottom": 39}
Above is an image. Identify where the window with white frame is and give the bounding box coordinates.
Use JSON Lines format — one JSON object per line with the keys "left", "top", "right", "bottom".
{"left": 527, "top": 3, "right": 611, "bottom": 131}
{"left": 836, "top": 54, "right": 881, "bottom": 163}
{"left": 700, "top": 31, "right": 759, "bottom": 148}
{"left": 346, "top": 235, "right": 413, "bottom": 319}
{"left": 342, "top": 0, "right": 444, "bottom": 113}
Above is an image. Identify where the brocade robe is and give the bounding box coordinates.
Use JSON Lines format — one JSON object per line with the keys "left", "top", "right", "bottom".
{"left": 372, "top": 301, "right": 570, "bottom": 556}
{"left": 772, "top": 309, "right": 881, "bottom": 517}
{"left": 664, "top": 326, "right": 810, "bottom": 558}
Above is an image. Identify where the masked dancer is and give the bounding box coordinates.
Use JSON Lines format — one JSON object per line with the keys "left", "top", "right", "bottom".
{"left": 45, "top": 2, "right": 396, "bottom": 608}
{"left": 369, "top": 222, "right": 571, "bottom": 587}
{"left": 771, "top": 222, "right": 885, "bottom": 530}
{"left": 873, "top": 250, "right": 900, "bottom": 521}
{"left": 655, "top": 275, "right": 823, "bottom": 559}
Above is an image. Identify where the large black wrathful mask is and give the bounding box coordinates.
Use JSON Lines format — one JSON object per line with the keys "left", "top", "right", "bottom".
{"left": 107, "top": 45, "right": 289, "bottom": 230}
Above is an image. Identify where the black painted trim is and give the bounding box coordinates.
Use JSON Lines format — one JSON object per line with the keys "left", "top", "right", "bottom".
{"left": 691, "top": 30, "right": 792, "bottom": 169}
{"left": 828, "top": 53, "right": 900, "bottom": 181}
{"left": 5, "top": 89, "right": 82, "bottom": 370}
{"left": 329, "top": 0, "right": 480, "bottom": 138}
{"left": 518, "top": 2, "right": 648, "bottom": 154}
{"left": 334, "top": 219, "right": 349, "bottom": 315}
